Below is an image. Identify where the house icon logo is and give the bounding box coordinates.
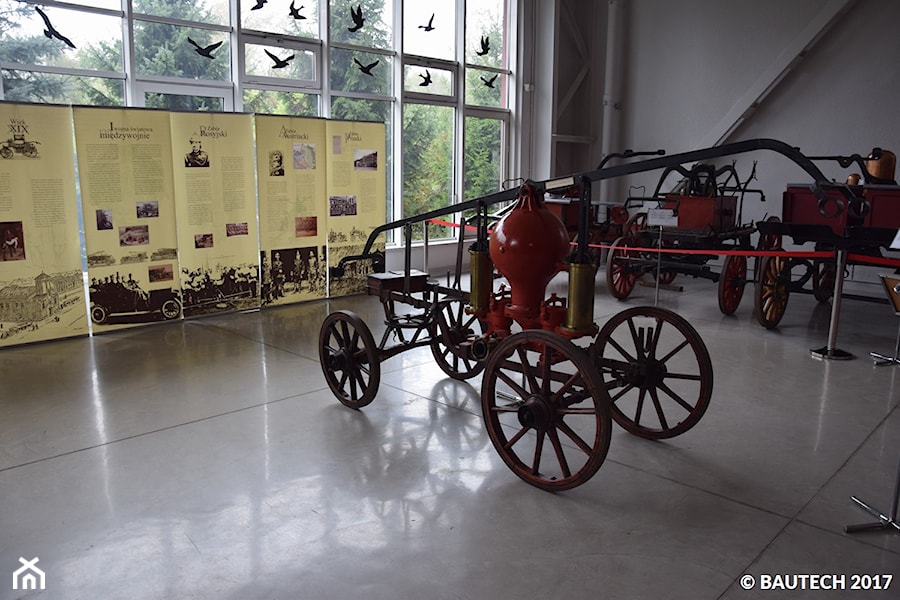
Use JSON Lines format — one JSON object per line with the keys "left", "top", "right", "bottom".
{"left": 13, "top": 557, "right": 45, "bottom": 591}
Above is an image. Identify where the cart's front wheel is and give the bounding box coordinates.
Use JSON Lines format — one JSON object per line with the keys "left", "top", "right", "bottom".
{"left": 431, "top": 299, "right": 484, "bottom": 380}
{"left": 591, "top": 306, "right": 713, "bottom": 440}
{"left": 812, "top": 259, "right": 835, "bottom": 303}
{"left": 319, "top": 310, "right": 380, "bottom": 409}
{"left": 755, "top": 253, "right": 790, "bottom": 328}
{"left": 606, "top": 236, "right": 638, "bottom": 299}
{"left": 717, "top": 254, "right": 747, "bottom": 315}
{"left": 481, "top": 330, "right": 612, "bottom": 491}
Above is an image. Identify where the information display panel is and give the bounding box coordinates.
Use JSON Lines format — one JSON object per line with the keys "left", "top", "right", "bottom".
{"left": 324, "top": 120, "right": 386, "bottom": 297}
{"left": 256, "top": 115, "right": 328, "bottom": 306}
{"left": 170, "top": 112, "right": 260, "bottom": 317}
{"left": 0, "top": 103, "right": 87, "bottom": 347}
{"left": 74, "top": 107, "right": 183, "bottom": 330}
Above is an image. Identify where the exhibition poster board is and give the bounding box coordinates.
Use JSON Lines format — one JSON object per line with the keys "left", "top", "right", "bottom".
{"left": 255, "top": 115, "right": 328, "bottom": 306}
{"left": 0, "top": 102, "right": 87, "bottom": 347}
{"left": 73, "top": 106, "right": 183, "bottom": 330}
{"left": 324, "top": 120, "right": 386, "bottom": 297}
{"left": 170, "top": 112, "right": 260, "bottom": 317}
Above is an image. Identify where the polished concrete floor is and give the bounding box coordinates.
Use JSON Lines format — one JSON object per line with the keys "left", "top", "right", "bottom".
{"left": 2, "top": 271, "right": 899, "bottom": 599}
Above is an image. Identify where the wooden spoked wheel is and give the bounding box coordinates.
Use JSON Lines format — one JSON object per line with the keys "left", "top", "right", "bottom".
{"left": 606, "top": 236, "right": 638, "bottom": 299}
{"left": 812, "top": 259, "right": 836, "bottom": 303}
{"left": 319, "top": 310, "right": 380, "bottom": 409}
{"left": 431, "top": 299, "right": 484, "bottom": 380}
{"left": 591, "top": 306, "right": 713, "bottom": 440}
{"left": 717, "top": 254, "right": 747, "bottom": 315}
{"left": 754, "top": 253, "right": 790, "bottom": 329}
{"left": 754, "top": 215, "right": 782, "bottom": 281}
{"left": 624, "top": 211, "right": 648, "bottom": 237}
{"left": 481, "top": 330, "right": 613, "bottom": 491}
{"left": 651, "top": 240, "right": 677, "bottom": 285}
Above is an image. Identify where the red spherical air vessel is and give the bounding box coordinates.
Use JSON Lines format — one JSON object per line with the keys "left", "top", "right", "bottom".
{"left": 489, "top": 183, "right": 570, "bottom": 325}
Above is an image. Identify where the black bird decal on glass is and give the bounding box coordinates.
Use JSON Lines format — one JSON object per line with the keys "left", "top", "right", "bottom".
{"left": 481, "top": 74, "right": 499, "bottom": 88}
{"left": 289, "top": 1, "right": 306, "bottom": 19}
{"left": 251, "top": 0, "right": 267, "bottom": 10}
{"left": 354, "top": 58, "right": 379, "bottom": 76}
{"left": 348, "top": 5, "right": 365, "bottom": 32}
{"left": 418, "top": 69, "right": 432, "bottom": 87}
{"left": 188, "top": 38, "right": 223, "bottom": 59}
{"left": 35, "top": 7, "right": 75, "bottom": 49}
{"left": 419, "top": 13, "right": 435, "bottom": 32}
{"left": 265, "top": 49, "right": 295, "bottom": 68}
{"left": 476, "top": 36, "right": 490, "bottom": 56}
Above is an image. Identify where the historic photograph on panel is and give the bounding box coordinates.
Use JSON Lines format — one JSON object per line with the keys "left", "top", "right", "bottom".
{"left": 181, "top": 262, "right": 259, "bottom": 317}
{"left": 1, "top": 221, "right": 25, "bottom": 261}
{"left": 136, "top": 201, "right": 159, "bottom": 218}
{"left": 194, "top": 233, "right": 214, "bottom": 249}
{"left": 262, "top": 245, "right": 326, "bottom": 304}
{"left": 269, "top": 150, "right": 285, "bottom": 176}
{"left": 295, "top": 216, "right": 317, "bottom": 237}
{"left": 148, "top": 263, "right": 174, "bottom": 283}
{"left": 119, "top": 225, "right": 149, "bottom": 246}
{"left": 96, "top": 209, "right": 113, "bottom": 230}
{"left": 184, "top": 134, "right": 210, "bottom": 167}
{"left": 353, "top": 149, "right": 378, "bottom": 171}
{"left": 88, "top": 271, "right": 182, "bottom": 326}
{"left": 329, "top": 195, "right": 358, "bottom": 217}
{"left": 226, "top": 222, "right": 249, "bottom": 237}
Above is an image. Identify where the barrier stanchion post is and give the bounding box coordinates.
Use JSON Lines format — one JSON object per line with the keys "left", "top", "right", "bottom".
{"left": 811, "top": 248, "right": 854, "bottom": 360}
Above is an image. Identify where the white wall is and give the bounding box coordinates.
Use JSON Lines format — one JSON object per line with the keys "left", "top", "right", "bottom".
{"left": 613, "top": 0, "right": 900, "bottom": 227}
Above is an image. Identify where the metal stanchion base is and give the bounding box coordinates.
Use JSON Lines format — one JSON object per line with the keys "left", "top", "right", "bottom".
{"left": 870, "top": 352, "right": 900, "bottom": 366}
{"left": 845, "top": 496, "right": 900, "bottom": 534}
{"left": 810, "top": 346, "right": 854, "bottom": 360}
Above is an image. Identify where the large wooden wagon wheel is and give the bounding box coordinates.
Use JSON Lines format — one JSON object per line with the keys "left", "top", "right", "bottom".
{"left": 319, "top": 310, "right": 380, "bottom": 409}
{"left": 624, "top": 211, "right": 648, "bottom": 237}
{"left": 717, "top": 254, "right": 747, "bottom": 315}
{"left": 754, "top": 215, "right": 782, "bottom": 281}
{"left": 431, "top": 299, "right": 484, "bottom": 380}
{"left": 606, "top": 236, "right": 638, "bottom": 299}
{"left": 812, "top": 258, "right": 836, "bottom": 303}
{"left": 481, "top": 330, "right": 613, "bottom": 491}
{"left": 754, "top": 252, "right": 790, "bottom": 328}
{"left": 591, "top": 306, "right": 713, "bottom": 440}
{"left": 651, "top": 239, "right": 678, "bottom": 285}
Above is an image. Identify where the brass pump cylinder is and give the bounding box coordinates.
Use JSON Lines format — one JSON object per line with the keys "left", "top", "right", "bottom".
{"left": 469, "top": 248, "right": 493, "bottom": 313}
{"left": 868, "top": 149, "right": 896, "bottom": 182}
{"left": 562, "top": 262, "right": 597, "bottom": 335}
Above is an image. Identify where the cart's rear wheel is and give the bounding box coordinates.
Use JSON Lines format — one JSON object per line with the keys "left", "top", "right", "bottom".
{"left": 755, "top": 215, "right": 782, "bottom": 281}
{"left": 481, "top": 330, "right": 612, "bottom": 491}
{"left": 717, "top": 254, "right": 747, "bottom": 315}
{"left": 319, "top": 310, "right": 380, "bottom": 409}
{"left": 755, "top": 253, "right": 790, "bottom": 328}
{"left": 591, "top": 306, "right": 713, "bottom": 440}
{"left": 812, "top": 259, "right": 835, "bottom": 303}
{"left": 606, "top": 236, "right": 638, "bottom": 299}
{"left": 625, "top": 211, "right": 648, "bottom": 237}
{"left": 431, "top": 299, "right": 484, "bottom": 380}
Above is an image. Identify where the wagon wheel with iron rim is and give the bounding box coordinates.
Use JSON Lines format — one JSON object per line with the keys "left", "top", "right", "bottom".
{"left": 754, "top": 215, "right": 782, "bottom": 281}
{"left": 624, "top": 211, "right": 648, "bottom": 237}
{"left": 812, "top": 258, "right": 836, "bottom": 303}
{"left": 591, "top": 306, "right": 713, "bottom": 440}
{"left": 650, "top": 238, "right": 678, "bottom": 285}
{"left": 430, "top": 298, "right": 484, "bottom": 380}
{"left": 754, "top": 252, "right": 791, "bottom": 329}
{"left": 481, "top": 330, "right": 613, "bottom": 491}
{"left": 717, "top": 254, "right": 748, "bottom": 315}
{"left": 606, "top": 236, "right": 639, "bottom": 299}
{"left": 319, "top": 310, "right": 381, "bottom": 409}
